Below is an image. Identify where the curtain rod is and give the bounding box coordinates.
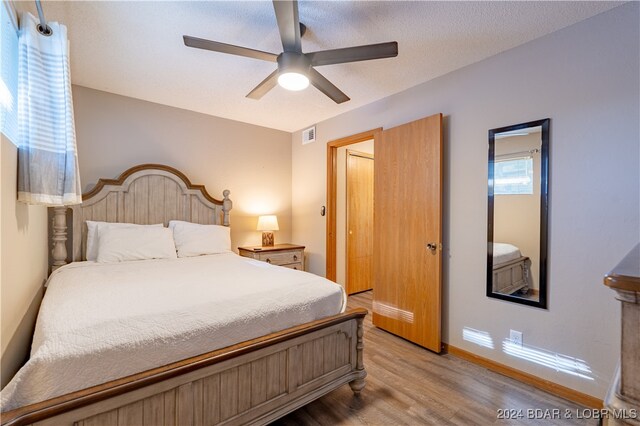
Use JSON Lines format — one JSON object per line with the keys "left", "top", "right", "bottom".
{"left": 495, "top": 148, "right": 540, "bottom": 159}
{"left": 34, "top": 0, "right": 51, "bottom": 36}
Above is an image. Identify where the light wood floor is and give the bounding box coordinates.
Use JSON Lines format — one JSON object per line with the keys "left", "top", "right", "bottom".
{"left": 274, "top": 291, "right": 596, "bottom": 425}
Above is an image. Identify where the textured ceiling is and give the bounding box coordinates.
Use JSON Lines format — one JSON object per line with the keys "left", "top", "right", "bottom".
{"left": 18, "top": 1, "right": 622, "bottom": 132}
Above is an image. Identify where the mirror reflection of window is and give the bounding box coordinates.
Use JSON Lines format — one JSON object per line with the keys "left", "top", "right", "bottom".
{"left": 494, "top": 157, "right": 534, "bottom": 195}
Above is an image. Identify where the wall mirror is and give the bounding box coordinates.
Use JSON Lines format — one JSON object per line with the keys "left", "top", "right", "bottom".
{"left": 487, "top": 118, "right": 549, "bottom": 308}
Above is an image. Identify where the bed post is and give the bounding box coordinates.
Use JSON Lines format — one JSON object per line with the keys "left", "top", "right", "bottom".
{"left": 222, "top": 189, "right": 232, "bottom": 226}
{"left": 51, "top": 206, "right": 68, "bottom": 271}
{"left": 349, "top": 316, "right": 367, "bottom": 395}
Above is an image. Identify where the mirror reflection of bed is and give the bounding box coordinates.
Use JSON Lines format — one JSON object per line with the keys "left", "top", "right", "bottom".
{"left": 492, "top": 243, "right": 533, "bottom": 297}
{"left": 492, "top": 127, "right": 541, "bottom": 301}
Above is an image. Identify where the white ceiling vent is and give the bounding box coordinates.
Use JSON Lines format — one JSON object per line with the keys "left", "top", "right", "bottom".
{"left": 302, "top": 126, "right": 316, "bottom": 145}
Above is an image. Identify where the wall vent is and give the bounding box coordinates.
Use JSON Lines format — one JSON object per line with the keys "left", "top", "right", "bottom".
{"left": 302, "top": 126, "right": 316, "bottom": 144}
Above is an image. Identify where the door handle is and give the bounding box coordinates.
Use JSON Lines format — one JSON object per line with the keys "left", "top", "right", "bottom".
{"left": 426, "top": 243, "right": 437, "bottom": 252}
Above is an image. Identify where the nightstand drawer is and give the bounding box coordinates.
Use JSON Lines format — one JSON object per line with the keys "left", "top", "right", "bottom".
{"left": 237, "top": 244, "right": 305, "bottom": 271}
{"left": 257, "top": 251, "right": 301, "bottom": 266}
{"left": 281, "top": 262, "right": 303, "bottom": 271}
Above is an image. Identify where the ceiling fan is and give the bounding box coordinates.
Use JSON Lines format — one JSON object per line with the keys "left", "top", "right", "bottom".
{"left": 183, "top": 1, "right": 398, "bottom": 104}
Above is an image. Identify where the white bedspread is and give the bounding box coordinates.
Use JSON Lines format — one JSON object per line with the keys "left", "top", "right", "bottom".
{"left": 1, "top": 253, "right": 345, "bottom": 411}
{"left": 493, "top": 243, "right": 523, "bottom": 266}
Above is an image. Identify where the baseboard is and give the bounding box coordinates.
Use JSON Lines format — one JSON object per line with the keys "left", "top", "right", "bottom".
{"left": 442, "top": 343, "right": 603, "bottom": 409}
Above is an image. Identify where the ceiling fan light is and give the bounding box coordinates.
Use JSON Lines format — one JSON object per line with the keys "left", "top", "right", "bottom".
{"left": 278, "top": 72, "right": 309, "bottom": 91}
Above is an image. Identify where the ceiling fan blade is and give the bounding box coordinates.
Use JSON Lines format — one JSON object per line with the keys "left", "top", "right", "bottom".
{"left": 307, "top": 41, "right": 398, "bottom": 67}
{"left": 272, "top": 0, "right": 301, "bottom": 53}
{"left": 246, "top": 70, "right": 279, "bottom": 100}
{"left": 184, "top": 35, "right": 278, "bottom": 62}
{"left": 308, "top": 68, "right": 350, "bottom": 104}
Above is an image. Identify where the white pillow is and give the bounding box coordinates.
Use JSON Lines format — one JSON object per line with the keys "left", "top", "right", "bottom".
{"left": 85, "top": 221, "right": 163, "bottom": 261}
{"left": 169, "top": 220, "right": 231, "bottom": 258}
{"left": 96, "top": 226, "right": 177, "bottom": 263}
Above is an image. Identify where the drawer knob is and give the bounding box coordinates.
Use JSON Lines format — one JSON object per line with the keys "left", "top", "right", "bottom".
{"left": 293, "top": 255, "right": 298, "bottom": 261}
{"left": 266, "top": 258, "right": 271, "bottom": 264}
{"left": 293, "top": 266, "right": 298, "bottom": 270}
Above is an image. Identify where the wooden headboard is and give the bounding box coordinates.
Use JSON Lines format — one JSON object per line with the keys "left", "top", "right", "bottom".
{"left": 50, "top": 164, "right": 232, "bottom": 268}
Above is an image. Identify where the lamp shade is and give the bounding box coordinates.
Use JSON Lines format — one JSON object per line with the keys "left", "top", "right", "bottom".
{"left": 257, "top": 215, "right": 279, "bottom": 231}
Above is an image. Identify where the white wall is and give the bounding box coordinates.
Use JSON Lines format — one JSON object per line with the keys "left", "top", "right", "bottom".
{"left": 336, "top": 139, "right": 374, "bottom": 286}
{"left": 72, "top": 86, "right": 293, "bottom": 250}
{"left": 291, "top": 3, "right": 639, "bottom": 398}
{"left": 1, "top": 135, "right": 48, "bottom": 388}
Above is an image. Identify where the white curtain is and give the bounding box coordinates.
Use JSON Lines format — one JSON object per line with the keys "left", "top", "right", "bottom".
{"left": 17, "top": 12, "right": 81, "bottom": 205}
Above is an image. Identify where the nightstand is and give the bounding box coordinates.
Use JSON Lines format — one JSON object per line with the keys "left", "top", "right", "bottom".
{"left": 238, "top": 244, "right": 305, "bottom": 271}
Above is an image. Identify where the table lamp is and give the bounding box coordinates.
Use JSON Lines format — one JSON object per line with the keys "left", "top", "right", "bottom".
{"left": 257, "top": 215, "right": 279, "bottom": 246}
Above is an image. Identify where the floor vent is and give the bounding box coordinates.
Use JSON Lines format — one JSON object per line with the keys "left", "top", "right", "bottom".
{"left": 302, "top": 126, "right": 316, "bottom": 144}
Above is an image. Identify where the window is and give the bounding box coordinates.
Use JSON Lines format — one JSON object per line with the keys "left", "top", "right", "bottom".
{"left": 1, "top": 1, "right": 19, "bottom": 144}
{"left": 494, "top": 156, "right": 533, "bottom": 195}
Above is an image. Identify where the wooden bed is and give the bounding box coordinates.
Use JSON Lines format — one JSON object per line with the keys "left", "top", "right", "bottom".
{"left": 1, "top": 164, "right": 366, "bottom": 426}
{"left": 492, "top": 256, "right": 531, "bottom": 295}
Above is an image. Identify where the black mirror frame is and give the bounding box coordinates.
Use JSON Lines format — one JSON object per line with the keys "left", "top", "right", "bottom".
{"left": 487, "top": 118, "right": 550, "bottom": 309}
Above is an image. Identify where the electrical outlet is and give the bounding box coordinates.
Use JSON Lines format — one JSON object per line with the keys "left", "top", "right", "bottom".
{"left": 510, "top": 329, "right": 523, "bottom": 347}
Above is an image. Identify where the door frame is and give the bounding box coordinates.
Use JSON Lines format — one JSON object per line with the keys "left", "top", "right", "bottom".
{"left": 326, "top": 128, "right": 381, "bottom": 282}
{"left": 346, "top": 149, "right": 375, "bottom": 294}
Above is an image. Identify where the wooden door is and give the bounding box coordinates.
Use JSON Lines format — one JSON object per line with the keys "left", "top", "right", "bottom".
{"left": 372, "top": 113, "right": 443, "bottom": 352}
{"left": 346, "top": 151, "right": 374, "bottom": 295}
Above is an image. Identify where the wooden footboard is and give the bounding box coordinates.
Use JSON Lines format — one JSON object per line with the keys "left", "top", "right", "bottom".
{"left": 1, "top": 309, "right": 367, "bottom": 426}
{"left": 493, "top": 256, "right": 531, "bottom": 295}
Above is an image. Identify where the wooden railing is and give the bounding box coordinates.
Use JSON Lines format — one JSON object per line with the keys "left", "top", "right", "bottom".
{"left": 603, "top": 243, "right": 640, "bottom": 425}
